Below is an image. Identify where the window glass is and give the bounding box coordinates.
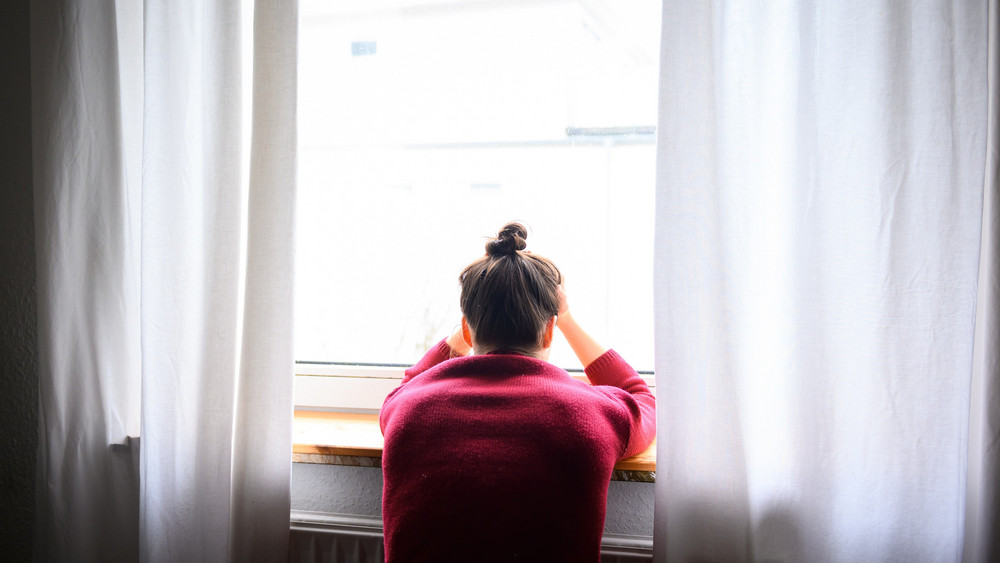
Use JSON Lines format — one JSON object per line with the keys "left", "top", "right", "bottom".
{"left": 297, "top": 0, "right": 661, "bottom": 371}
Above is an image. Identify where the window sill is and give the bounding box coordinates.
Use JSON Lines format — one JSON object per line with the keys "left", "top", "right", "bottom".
{"left": 292, "top": 410, "right": 656, "bottom": 483}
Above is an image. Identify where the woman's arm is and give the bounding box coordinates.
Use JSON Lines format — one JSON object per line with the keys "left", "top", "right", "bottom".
{"left": 555, "top": 285, "right": 608, "bottom": 369}
{"left": 557, "top": 285, "right": 655, "bottom": 457}
{"left": 585, "top": 351, "right": 656, "bottom": 458}
{"left": 399, "top": 325, "right": 471, "bottom": 385}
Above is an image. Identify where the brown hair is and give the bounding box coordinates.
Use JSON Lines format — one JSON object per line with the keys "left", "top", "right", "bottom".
{"left": 459, "top": 222, "right": 562, "bottom": 353}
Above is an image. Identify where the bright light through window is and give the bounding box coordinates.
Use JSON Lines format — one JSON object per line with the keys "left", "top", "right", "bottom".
{"left": 296, "top": 0, "right": 661, "bottom": 372}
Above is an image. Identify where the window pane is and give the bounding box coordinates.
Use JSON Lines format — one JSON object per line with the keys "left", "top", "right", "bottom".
{"left": 296, "top": 0, "right": 660, "bottom": 371}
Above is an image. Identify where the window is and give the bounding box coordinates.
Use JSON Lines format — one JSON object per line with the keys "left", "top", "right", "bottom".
{"left": 295, "top": 0, "right": 661, "bottom": 411}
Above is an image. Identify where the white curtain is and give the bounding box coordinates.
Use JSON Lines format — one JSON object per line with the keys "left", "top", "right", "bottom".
{"left": 31, "top": 1, "right": 297, "bottom": 561}
{"left": 654, "top": 1, "right": 997, "bottom": 562}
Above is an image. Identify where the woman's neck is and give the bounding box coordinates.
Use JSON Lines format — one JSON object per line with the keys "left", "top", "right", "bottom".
{"left": 474, "top": 345, "right": 550, "bottom": 361}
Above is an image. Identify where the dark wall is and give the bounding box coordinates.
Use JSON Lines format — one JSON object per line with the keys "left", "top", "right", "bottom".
{"left": 0, "top": 0, "right": 38, "bottom": 560}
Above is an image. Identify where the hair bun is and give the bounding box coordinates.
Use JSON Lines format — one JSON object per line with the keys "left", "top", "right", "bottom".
{"left": 486, "top": 222, "right": 528, "bottom": 257}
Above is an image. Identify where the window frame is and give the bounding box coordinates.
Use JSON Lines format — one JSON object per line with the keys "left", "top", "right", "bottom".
{"left": 293, "top": 362, "right": 655, "bottom": 412}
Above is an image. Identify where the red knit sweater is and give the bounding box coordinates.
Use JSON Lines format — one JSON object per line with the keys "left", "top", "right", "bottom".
{"left": 380, "top": 339, "right": 656, "bottom": 562}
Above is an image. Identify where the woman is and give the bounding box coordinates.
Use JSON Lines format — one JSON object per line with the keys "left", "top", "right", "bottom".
{"left": 379, "top": 222, "right": 656, "bottom": 562}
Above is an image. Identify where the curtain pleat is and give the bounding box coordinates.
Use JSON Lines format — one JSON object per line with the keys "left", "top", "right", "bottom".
{"left": 229, "top": 1, "right": 298, "bottom": 560}
{"left": 30, "top": 2, "right": 142, "bottom": 560}
{"left": 964, "top": 3, "right": 1000, "bottom": 561}
{"left": 138, "top": 1, "right": 245, "bottom": 561}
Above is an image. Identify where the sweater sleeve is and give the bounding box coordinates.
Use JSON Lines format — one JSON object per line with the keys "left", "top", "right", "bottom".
{"left": 584, "top": 349, "right": 656, "bottom": 459}
{"left": 381, "top": 338, "right": 455, "bottom": 434}
{"left": 399, "top": 338, "right": 454, "bottom": 385}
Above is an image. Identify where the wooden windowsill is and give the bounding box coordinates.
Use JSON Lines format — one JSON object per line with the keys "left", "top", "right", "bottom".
{"left": 293, "top": 410, "right": 656, "bottom": 483}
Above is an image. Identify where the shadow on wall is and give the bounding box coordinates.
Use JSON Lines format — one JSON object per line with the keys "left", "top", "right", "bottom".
{"left": 668, "top": 501, "right": 949, "bottom": 562}
{"left": 753, "top": 507, "right": 803, "bottom": 563}
{"left": 666, "top": 502, "right": 802, "bottom": 563}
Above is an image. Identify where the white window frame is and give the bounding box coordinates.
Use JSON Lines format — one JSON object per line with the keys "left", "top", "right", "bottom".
{"left": 294, "top": 362, "right": 655, "bottom": 412}
{"left": 294, "top": 364, "right": 405, "bottom": 413}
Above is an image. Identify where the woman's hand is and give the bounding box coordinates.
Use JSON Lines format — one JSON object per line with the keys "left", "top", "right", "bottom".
{"left": 554, "top": 283, "right": 608, "bottom": 369}
{"left": 556, "top": 284, "right": 570, "bottom": 319}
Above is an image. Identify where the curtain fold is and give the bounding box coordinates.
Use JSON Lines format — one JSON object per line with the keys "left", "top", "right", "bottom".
{"left": 653, "top": 1, "right": 993, "bottom": 561}
{"left": 139, "top": 1, "right": 247, "bottom": 560}
{"left": 31, "top": 1, "right": 297, "bottom": 561}
{"left": 230, "top": 1, "right": 298, "bottom": 560}
{"left": 964, "top": 2, "right": 1000, "bottom": 561}
{"left": 31, "top": 2, "right": 142, "bottom": 560}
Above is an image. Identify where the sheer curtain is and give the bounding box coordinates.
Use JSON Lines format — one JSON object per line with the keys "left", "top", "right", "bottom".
{"left": 31, "top": 1, "right": 297, "bottom": 561}
{"left": 653, "top": 1, "right": 997, "bottom": 562}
